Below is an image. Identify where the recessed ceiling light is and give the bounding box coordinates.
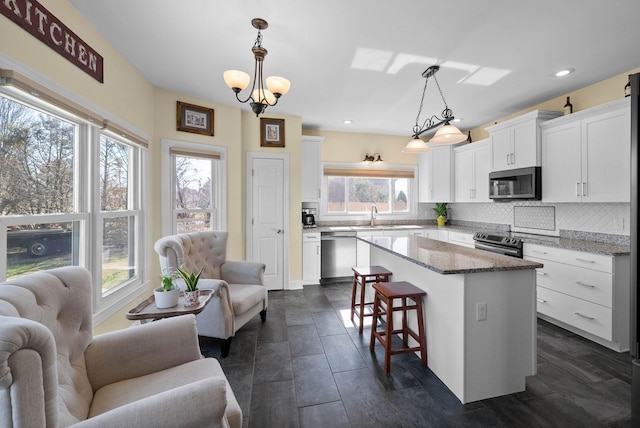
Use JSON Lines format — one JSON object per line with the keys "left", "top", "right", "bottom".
{"left": 555, "top": 68, "right": 575, "bottom": 77}
{"left": 343, "top": 120, "right": 353, "bottom": 125}
{"left": 452, "top": 118, "right": 463, "bottom": 123}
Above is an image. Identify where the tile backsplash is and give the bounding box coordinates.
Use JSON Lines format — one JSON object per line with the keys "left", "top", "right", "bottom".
{"left": 420, "top": 202, "right": 631, "bottom": 236}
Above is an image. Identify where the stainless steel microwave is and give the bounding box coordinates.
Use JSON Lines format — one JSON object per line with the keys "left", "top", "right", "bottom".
{"left": 489, "top": 166, "right": 541, "bottom": 201}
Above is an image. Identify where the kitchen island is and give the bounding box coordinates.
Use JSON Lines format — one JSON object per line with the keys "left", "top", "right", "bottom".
{"left": 360, "top": 234, "right": 543, "bottom": 404}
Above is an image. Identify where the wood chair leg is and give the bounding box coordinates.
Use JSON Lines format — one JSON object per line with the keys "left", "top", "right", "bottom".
{"left": 260, "top": 309, "right": 267, "bottom": 322}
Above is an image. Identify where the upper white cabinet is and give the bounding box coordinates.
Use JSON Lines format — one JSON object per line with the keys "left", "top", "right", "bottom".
{"left": 418, "top": 144, "right": 457, "bottom": 203}
{"left": 301, "top": 136, "right": 324, "bottom": 201}
{"left": 454, "top": 139, "right": 490, "bottom": 202}
{"left": 541, "top": 99, "right": 630, "bottom": 203}
{"left": 486, "top": 110, "right": 561, "bottom": 171}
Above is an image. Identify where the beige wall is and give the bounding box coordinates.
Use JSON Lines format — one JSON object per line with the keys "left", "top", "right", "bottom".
{"left": 469, "top": 67, "right": 640, "bottom": 141}
{"left": 0, "top": 0, "right": 155, "bottom": 136}
{"left": 303, "top": 129, "right": 418, "bottom": 165}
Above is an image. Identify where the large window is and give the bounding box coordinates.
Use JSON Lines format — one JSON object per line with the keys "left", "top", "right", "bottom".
{"left": 322, "top": 165, "right": 416, "bottom": 217}
{"left": 0, "top": 87, "right": 147, "bottom": 318}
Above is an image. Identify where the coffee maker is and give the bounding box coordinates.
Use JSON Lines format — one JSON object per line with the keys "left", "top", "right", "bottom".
{"left": 301, "top": 204, "right": 317, "bottom": 228}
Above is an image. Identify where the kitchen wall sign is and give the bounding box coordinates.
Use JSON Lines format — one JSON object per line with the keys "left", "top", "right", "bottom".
{"left": 1, "top": 0, "right": 104, "bottom": 83}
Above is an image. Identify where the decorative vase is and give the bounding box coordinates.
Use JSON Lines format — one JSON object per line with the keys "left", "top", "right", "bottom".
{"left": 154, "top": 287, "right": 180, "bottom": 309}
{"left": 184, "top": 290, "right": 199, "bottom": 307}
{"left": 437, "top": 215, "right": 446, "bottom": 227}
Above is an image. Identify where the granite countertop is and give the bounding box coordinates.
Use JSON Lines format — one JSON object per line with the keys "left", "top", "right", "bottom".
{"left": 303, "top": 224, "right": 630, "bottom": 256}
{"left": 361, "top": 235, "right": 543, "bottom": 275}
{"left": 514, "top": 233, "right": 630, "bottom": 256}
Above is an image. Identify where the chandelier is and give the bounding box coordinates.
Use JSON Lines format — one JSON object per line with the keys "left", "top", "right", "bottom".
{"left": 223, "top": 18, "right": 291, "bottom": 116}
{"left": 403, "top": 65, "right": 466, "bottom": 152}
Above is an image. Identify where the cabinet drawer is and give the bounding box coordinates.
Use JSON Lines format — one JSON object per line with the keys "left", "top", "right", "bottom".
{"left": 528, "top": 257, "right": 613, "bottom": 307}
{"left": 537, "top": 286, "right": 612, "bottom": 340}
{"left": 447, "top": 231, "right": 475, "bottom": 248}
{"left": 524, "top": 243, "right": 612, "bottom": 273}
{"left": 303, "top": 232, "right": 320, "bottom": 242}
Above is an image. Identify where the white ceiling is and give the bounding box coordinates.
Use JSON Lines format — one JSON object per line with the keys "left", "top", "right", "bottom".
{"left": 70, "top": 0, "right": 640, "bottom": 138}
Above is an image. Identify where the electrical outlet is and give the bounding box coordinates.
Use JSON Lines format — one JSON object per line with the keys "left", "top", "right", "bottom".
{"left": 476, "top": 302, "right": 487, "bottom": 321}
{"left": 614, "top": 218, "right": 624, "bottom": 231}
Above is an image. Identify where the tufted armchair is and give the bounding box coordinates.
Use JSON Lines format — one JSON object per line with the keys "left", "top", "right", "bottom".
{"left": 0, "top": 266, "right": 242, "bottom": 428}
{"left": 154, "top": 231, "right": 268, "bottom": 357}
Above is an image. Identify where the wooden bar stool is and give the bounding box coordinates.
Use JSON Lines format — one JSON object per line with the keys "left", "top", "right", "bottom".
{"left": 369, "top": 281, "right": 427, "bottom": 373}
{"left": 351, "top": 266, "right": 392, "bottom": 334}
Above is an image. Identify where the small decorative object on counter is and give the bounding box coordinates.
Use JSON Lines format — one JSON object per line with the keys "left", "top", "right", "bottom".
{"left": 625, "top": 75, "right": 631, "bottom": 97}
{"left": 563, "top": 96, "right": 573, "bottom": 115}
{"left": 466, "top": 131, "right": 472, "bottom": 144}
{"left": 154, "top": 268, "right": 180, "bottom": 309}
{"left": 177, "top": 266, "right": 204, "bottom": 307}
{"left": 433, "top": 202, "right": 448, "bottom": 227}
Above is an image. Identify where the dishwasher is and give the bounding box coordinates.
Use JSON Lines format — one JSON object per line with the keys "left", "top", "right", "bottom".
{"left": 320, "top": 230, "right": 357, "bottom": 281}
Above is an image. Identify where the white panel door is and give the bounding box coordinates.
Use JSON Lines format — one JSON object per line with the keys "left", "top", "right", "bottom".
{"left": 251, "top": 157, "right": 285, "bottom": 290}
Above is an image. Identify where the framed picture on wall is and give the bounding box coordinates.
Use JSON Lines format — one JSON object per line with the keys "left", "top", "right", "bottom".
{"left": 176, "top": 101, "right": 214, "bottom": 136}
{"left": 260, "top": 118, "right": 285, "bottom": 147}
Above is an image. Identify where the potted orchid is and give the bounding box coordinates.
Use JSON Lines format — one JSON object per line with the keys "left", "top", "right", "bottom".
{"left": 154, "top": 268, "right": 180, "bottom": 309}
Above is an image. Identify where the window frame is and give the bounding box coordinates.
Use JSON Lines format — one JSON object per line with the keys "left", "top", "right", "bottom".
{"left": 160, "top": 139, "right": 227, "bottom": 235}
{"left": 0, "top": 85, "right": 149, "bottom": 325}
{"left": 320, "top": 162, "right": 418, "bottom": 221}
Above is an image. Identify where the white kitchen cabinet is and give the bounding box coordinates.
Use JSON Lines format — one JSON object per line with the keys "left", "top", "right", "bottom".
{"left": 454, "top": 139, "right": 490, "bottom": 202}
{"left": 301, "top": 136, "right": 324, "bottom": 202}
{"left": 524, "top": 243, "right": 630, "bottom": 352}
{"left": 302, "top": 232, "right": 321, "bottom": 285}
{"left": 418, "top": 144, "right": 457, "bottom": 203}
{"left": 487, "top": 110, "right": 561, "bottom": 171}
{"left": 541, "top": 99, "right": 630, "bottom": 203}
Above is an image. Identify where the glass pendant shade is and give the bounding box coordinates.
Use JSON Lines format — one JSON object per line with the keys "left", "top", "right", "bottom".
{"left": 252, "top": 88, "right": 276, "bottom": 105}
{"left": 266, "top": 76, "right": 291, "bottom": 96}
{"left": 402, "top": 137, "right": 430, "bottom": 153}
{"left": 430, "top": 124, "right": 467, "bottom": 144}
{"left": 223, "top": 70, "right": 251, "bottom": 91}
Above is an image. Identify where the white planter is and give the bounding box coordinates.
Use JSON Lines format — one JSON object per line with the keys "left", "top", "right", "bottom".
{"left": 154, "top": 287, "right": 180, "bottom": 309}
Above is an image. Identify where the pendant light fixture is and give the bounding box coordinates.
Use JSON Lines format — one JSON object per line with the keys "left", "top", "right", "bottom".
{"left": 223, "top": 18, "right": 291, "bottom": 116}
{"left": 404, "top": 65, "right": 466, "bottom": 152}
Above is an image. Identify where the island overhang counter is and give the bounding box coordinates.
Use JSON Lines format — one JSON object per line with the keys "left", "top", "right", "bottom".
{"left": 360, "top": 235, "right": 543, "bottom": 404}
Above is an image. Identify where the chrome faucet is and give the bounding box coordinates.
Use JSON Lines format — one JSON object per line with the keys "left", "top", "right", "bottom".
{"left": 370, "top": 204, "right": 378, "bottom": 226}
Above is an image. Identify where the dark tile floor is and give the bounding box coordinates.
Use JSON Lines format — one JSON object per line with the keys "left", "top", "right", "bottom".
{"left": 199, "top": 281, "right": 632, "bottom": 428}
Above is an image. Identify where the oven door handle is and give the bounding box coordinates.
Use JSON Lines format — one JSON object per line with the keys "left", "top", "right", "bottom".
{"left": 474, "top": 241, "right": 522, "bottom": 258}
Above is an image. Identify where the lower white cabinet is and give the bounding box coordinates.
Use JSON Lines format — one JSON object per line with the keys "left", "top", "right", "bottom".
{"left": 447, "top": 231, "right": 475, "bottom": 248}
{"left": 302, "top": 232, "right": 321, "bottom": 285}
{"left": 524, "top": 243, "right": 630, "bottom": 351}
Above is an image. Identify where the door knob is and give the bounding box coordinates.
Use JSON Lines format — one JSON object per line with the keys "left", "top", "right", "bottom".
{"left": 276, "top": 229, "right": 284, "bottom": 234}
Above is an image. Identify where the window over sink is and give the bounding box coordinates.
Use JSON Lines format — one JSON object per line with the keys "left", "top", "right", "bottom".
{"left": 321, "top": 164, "right": 417, "bottom": 218}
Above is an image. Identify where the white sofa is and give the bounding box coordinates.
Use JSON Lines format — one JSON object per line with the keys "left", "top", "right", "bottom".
{"left": 154, "top": 231, "right": 268, "bottom": 357}
{"left": 0, "top": 266, "right": 242, "bottom": 428}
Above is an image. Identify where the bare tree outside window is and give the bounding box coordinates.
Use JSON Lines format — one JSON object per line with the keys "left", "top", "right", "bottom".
{"left": 174, "top": 155, "right": 214, "bottom": 233}
{"left": 326, "top": 175, "right": 410, "bottom": 214}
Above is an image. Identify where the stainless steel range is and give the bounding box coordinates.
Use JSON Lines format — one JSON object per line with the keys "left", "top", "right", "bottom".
{"left": 473, "top": 232, "right": 523, "bottom": 258}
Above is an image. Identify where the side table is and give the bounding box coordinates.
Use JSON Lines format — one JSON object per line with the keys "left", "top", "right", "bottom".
{"left": 126, "top": 289, "right": 214, "bottom": 323}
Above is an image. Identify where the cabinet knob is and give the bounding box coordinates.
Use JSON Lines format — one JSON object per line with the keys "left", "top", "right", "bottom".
{"left": 575, "top": 258, "right": 595, "bottom": 264}
{"left": 536, "top": 298, "right": 546, "bottom": 303}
